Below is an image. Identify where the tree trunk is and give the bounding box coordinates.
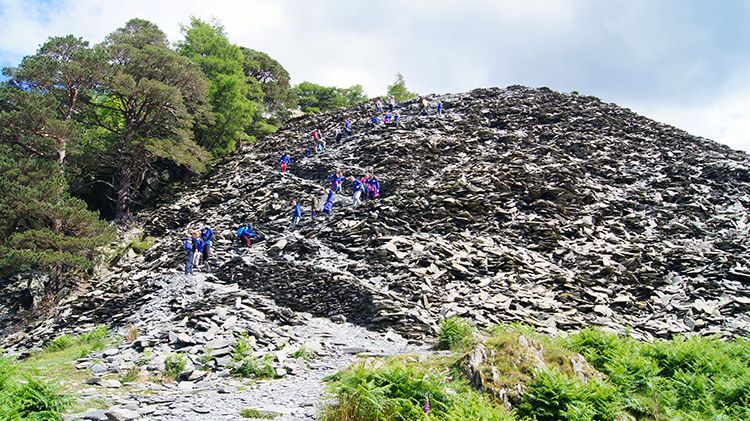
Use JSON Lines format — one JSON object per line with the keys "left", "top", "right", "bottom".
{"left": 115, "top": 166, "right": 133, "bottom": 222}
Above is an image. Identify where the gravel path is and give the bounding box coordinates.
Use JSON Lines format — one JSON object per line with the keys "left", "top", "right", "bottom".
{"left": 66, "top": 272, "right": 434, "bottom": 421}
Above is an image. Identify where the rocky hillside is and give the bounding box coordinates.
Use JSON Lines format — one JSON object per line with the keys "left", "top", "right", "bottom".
{"left": 4, "top": 85, "right": 750, "bottom": 350}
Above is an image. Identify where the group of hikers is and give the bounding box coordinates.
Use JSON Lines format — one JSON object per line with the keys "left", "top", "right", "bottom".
{"left": 184, "top": 227, "right": 213, "bottom": 274}
{"left": 184, "top": 95, "right": 444, "bottom": 274}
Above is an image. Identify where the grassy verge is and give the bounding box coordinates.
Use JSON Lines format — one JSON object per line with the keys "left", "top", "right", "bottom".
{"left": 0, "top": 325, "right": 116, "bottom": 420}
{"left": 320, "top": 318, "right": 750, "bottom": 421}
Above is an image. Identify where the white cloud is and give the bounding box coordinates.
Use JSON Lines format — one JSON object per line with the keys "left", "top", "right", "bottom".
{"left": 1, "top": 0, "right": 749, "bottom": 153}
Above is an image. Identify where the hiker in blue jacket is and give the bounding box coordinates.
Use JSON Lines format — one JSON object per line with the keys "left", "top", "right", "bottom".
{"left": 200, "top": 227, "right": 213, "bottom": 271}
{"left": 185, "top": 230, "right": 199, "bottom": 274}
{"left": 329, "top": 168, "right": 344, "bottom": 193}
{"left": 370, "top": 115, "right": 379, "bottom": 128}
{"left": 323, "top": 188, "right": 335, "bottom": 215}
{"left": 279, "top": 154, "right": 291, "bottom": 171}
{"left": 366, "top": 174, "right": 381, "bottom": 200}
{"left": 292, "top": 200, "right": 302, "bottom": 228}
{"left": 437, "top": 99, "right": 444, "bottom": 115}
{"left": 349, "top": 176, "right": 365, "bottom": 207}
{"left": 192, "top": 235, "right": 204, "bottom": 271}
{"left": 238, "top": 223, "right": 258, "bottom": 246}
{"left": 344, "top": 120, "right": 352, "bottom": 137}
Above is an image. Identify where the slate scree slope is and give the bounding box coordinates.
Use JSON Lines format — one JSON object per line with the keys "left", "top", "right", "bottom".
{"left": 4, "top": 85, "right": 750, "bottom": 349}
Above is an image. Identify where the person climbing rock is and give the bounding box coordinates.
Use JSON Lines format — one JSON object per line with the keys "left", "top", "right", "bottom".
{"left": 294, "top": 200, "right": 303, "bottom": 225}
{"left": 323, "top": 188, "right": 335, "bottom": 214}
{"left": 310, "top": 194, "right": 320, "bottom": 219}
{"left": 200, "top": 226, "right": 213, "bottom": 271}
{"left": 437, "top": 99, "right": 443, "bottom": 115}
{"left": 374, "top": 98, "right": 383, "bottom": 113}
{"left": 333, "top": 127, "right": 343, "bottom": 143}
{"left": 349, "top": 176, "right": 365, "bottom": 207}
{"left": 344, "top": 120, "right": 352, "bottom": 137}
{"left": 304, "top": 148, "right": 311, "bottom": 158}
{"left": 184, "top": 231, "right": 199, "bottom": 275}
{"left": 192, "top": 234, "right": 204, "bottom": 271}
{"left": 389, "top": 95, "right": 396, "bottom": 112}
{"left": 421, "top": 97, "right": 429, "bottom": 115}
{"left": 367, "top": 174, "right": 381, "bottom": 200}
{"left": 330, "top": 168, "right": 344, "bottom": 193}
{"left": 371, "top": 115, "right": 379, "bottom": 128}
{"left": 237, "top": 223, "right": 258, "bottom": 246}
{"left": 279, "top": 153, "right": 291, "bottom": 171}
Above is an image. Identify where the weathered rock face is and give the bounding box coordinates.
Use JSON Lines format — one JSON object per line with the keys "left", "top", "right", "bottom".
{"left": 4, "top": 85, "right": 750, "bottom": 349}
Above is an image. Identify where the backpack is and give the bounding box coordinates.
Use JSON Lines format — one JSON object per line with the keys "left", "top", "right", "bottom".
{"left": 184, "top": 238, "right": 192, "bottom": 251}
{"left": 237, "top": 226, "right": 246, "bottom": 237}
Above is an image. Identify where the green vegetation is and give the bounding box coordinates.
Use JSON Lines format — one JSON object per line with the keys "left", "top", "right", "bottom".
{"left": 387, "top": 72, "right": 418, "bottom": 102}
{"left": 164, "top": 353, "right": 187, "bottom": 380}
{"left": 0, "top": 156, "right": 114, "bottom": 297}
{"left": 294, "top": 81, "right": 368, "bottom": 114}
{"left": 322, "top": 320, "right": 750, "bottom": 421}
{"left": 177, "top": 17, "right": 257, "bottom": 157}
{"left": 436, "top": 316, "right": 475, "bottom": 350}
{"left": 231, "top": 353, "right": 277, "bottom": 379}
{"left": 290, "top": 346, "right": 318, "bottom": 361}
{"left": 239, "top": 407, "right": 280, "bottom": 419}
{"left": 0, "top": 326, "right": 116, "bottom": 420}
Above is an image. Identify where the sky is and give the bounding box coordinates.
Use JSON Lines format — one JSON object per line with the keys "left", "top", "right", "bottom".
{"left": 1, "top": 0, "right": 749, "bottom": 152}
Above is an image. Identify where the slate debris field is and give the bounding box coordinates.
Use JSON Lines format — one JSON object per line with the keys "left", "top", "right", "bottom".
{"left": 4, "top": 85, "right": 750, "bottom": 351}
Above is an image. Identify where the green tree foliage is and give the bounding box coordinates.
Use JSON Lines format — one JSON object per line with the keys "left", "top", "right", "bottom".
{"left": 82, "top": 18, "right": 211, "bottom": 221}
{"left": 0, "top": 155, "right": 113, "bottom": 297}
{"left": 176, "top": 17, "right": 257, "bottom": 156}
{"left": 387, "top": 72, "right": 417, "bottom": 102}
{"left": 240, "top": 46, "right": 297, "bottom": 121}
{"left": 0, "top": 35, "right": 102, "bottom": 165}
{"left": 294, "top": 81, "right": 367, "bottom": 114}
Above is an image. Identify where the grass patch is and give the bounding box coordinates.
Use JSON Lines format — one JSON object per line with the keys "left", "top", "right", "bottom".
{"left": 0, "top": 326, "right": 115, "bottom": 420}
{"left": 290, "top": 346, "right": 317, "bottom": 361}
{"left": 239, "top": 407, "right": 280, "bottom": 419}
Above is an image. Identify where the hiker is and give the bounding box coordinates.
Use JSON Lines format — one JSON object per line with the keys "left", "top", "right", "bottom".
{"left": 394, "top": 111, "right": 400, "bottom": 122}
{"left": 310, "top": 194, "right": 320, "bottom": 219}
{"left": 279, "top": 153, "right": 291, "bottom": 171}
{"left": 323, "top": 188, "right": 335, "bottom": 214}
{"left": 329, "top": 168, "right": 344, "bottom": 193}
{"left": 349, "top": 176, "right": 365, "bottom": 207}
{"left": 200, "top": 226, "right": 213, "bottom": 271}
{"left": 313, "top": 128, "right": 323, "bottom": 142}
{"left": 437, "top": 99, "right": 443, "bottom": 115}
{"left": 371, "top": 115, "right": 379, "bottom": 128}
{"left": 184, "top": 231, "right": 200, "bottom": 275}
{"left": 304, "top": 148, "right": 311, "bottom": 158}
{"left": 292, "top": 200, "right": 302, "bottom": 228}
{"left": 367, "top": 174, "right": 381, "bottom": 200}
{"left": 389, "top": 95, "right": 396, "bottom": 112}
{"left": 333, "top": 127, "right": 343, "bottom": 143}
{"left": 421, "top": 97, "right": 429, "bottom": 115}
{"left": 344, "top": 120, "right": 352, "bottom": 137}
{"left": 192, "top": 234, "right": 204, "bottom": 270}
{"left": 374, "top": 98, "right": 383, "bottom": 113}
{"left": 238, "top": 223, "right": 258, "bottom": 246}
{"left": 317, "top": 139, "right": 326, "bottom": 151}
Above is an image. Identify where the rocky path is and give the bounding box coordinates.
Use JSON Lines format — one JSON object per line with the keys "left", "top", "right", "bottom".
{"left": 65, "top": 272, "right": 432, "bottom": 421}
